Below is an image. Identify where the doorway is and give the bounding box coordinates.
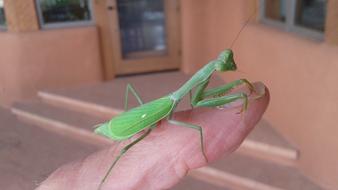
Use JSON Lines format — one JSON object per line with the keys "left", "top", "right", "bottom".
{"left": 107, "top": 0, "right": 181, "bottom": 75}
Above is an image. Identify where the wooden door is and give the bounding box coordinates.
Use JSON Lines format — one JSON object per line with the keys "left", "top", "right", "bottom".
{"left": 107, "top": 0, "right": 181, "bottom": 75}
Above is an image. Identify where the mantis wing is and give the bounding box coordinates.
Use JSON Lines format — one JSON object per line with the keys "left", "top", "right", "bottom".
{"left": 95, "top": 96, "right": 174, "bottom": 140}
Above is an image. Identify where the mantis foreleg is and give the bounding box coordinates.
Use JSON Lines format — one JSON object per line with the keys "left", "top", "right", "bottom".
{"left": 192, "top": 78, "right": 253, "bottom": 106}
{"left": 202, "top": 79, "right": 254, "bottom": 98}
{"left": 192, "top": 79, "right": 253, "bottom": 112}
{"left": 189, "top": 90, "right": 193, "bottom": 109}
{"left": 195, "top": 92, "right": 249, "bottom": 113}
{"left": 191, "top": 77, "right": 211, "bottom": 106}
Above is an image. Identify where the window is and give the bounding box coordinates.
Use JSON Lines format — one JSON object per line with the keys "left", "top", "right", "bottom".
{"left": 117, "top": 0, "right": 167, "bottom": 58}
{"left": 295, "top": 0, "right": 327, "bottom": 31}
{"left": 0, "top": 0, "right": 6, "bottom": 29}
{"left": 36, "top": 0, "right": 94, "bottom": 28}
{"left": 260, "top": 0, "right": 327, "bottom": 40}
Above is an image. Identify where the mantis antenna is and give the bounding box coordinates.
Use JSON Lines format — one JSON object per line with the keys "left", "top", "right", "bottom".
{"left": 230, "top": 4, "right": 258, "bottom": 49}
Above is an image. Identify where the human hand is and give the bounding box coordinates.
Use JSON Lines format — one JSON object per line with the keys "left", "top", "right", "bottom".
{"left": 37, "top": 82, "right": 269, "bottom": 190}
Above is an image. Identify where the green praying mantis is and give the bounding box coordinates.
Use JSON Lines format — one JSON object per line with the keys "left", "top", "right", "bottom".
{"left": 94, "top": 49, "right": 260, "bottom": 189}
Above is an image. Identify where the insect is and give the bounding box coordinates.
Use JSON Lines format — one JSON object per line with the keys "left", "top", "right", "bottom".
{"left": 94, "top": 49, "right": 257, "bottom": 189}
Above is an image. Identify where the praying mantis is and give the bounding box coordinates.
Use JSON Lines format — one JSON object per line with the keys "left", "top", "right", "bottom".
{"left": 94, "top": 49, "right": 259, "bottom": 189}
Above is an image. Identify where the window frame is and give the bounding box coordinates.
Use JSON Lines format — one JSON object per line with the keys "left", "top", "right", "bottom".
{"left": 0, "top": 0, "right": 6, "bottom": 31}
{"left": 259, "top": 0, "right": 326, "bottom": 40}
{"left": 35, "top": 0, "right": 95, "bottom": 29}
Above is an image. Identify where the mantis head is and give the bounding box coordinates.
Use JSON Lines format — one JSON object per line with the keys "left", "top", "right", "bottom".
{"left": 215, "top": 49, "right": 237, "bottom": 71}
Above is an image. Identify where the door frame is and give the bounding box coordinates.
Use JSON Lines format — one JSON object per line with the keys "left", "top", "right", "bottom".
{"left": 106, "top": 0, "right": 181, "bottom": 75}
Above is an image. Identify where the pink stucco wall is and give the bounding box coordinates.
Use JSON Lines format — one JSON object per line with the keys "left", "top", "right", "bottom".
{"left": 0, "top": 27, "right": 103, "bottom": 106}
{"left": 181, "top": 0, "right": 338, "bottom": 189}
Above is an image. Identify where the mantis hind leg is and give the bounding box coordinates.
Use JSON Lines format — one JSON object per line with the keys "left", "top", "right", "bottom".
{"left": 98, "top": 128, "right": 154, "bottom": 190}
{"left": 167, "top": 119, "right": 208, "bottom": 162}
{"left": 98, "top": 84, "right": 149, "bottom": 189}
{"left": 124, "top": 83, "right": 143, "bottom": 110}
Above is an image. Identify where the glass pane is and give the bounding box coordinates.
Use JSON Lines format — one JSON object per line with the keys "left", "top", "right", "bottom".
{"left": 117, "top": 0, "right": 167, "bottom": 59}
{"left": 264, "top": 0, "right": 286, "bottom": 22}
{"left": 38, "top": 0, "right": 92, "bottom": 24}
{"left": 0, "top": 0, "right": 6, "bottom": 27}
{"left": 295, "top": 0, "right": 327, "bottom": 31}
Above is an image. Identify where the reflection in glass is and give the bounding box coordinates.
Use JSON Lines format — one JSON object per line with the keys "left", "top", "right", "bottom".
{"left": 295, "top": 0, "right": 327, "bottom": 31}
{"left": 265, "top": 0, "right": 286, "bottom": 22}
{"left": 117, "top": 0, "right": 167, "bottom": 59}
{"left": 37, "top": 0, "right": 92, "bottom": 24}
{"left": 0, "top": 0, "right": 6, "bottom": 27}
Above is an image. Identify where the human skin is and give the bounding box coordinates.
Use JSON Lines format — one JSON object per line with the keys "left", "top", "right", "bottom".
{"left": 37, "top": 82, "right": 269, "bottom": 190}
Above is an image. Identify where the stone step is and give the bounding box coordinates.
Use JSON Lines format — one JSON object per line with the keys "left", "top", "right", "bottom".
{"left": 11, "top": 101, "right": 111, "bottom": 147}
{"left": 0, "top": 107, "right": 98, "bottom": 190}
{"left": 237, "top": 119, "right": 298, "bottom": 166}
{"left": 171, "top": 176, "right": 230, "bottom": 190}
{"left": 191, "top": 153, "right": 324, "bottom": 190}
{"left": 38, "top": 72, "right": 298, "bottom": 165}
{"left": 10, "top": 102, "right": 321, "bottom": 190}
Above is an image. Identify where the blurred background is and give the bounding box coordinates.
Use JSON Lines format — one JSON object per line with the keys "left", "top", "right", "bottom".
{"left": 0, "top": 0, "right": 337, "bottom": 189}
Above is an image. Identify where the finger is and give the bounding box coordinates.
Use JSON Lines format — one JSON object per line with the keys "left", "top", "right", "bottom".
{"left": 37, "top": 82, "right": 269, "bottom": 190}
